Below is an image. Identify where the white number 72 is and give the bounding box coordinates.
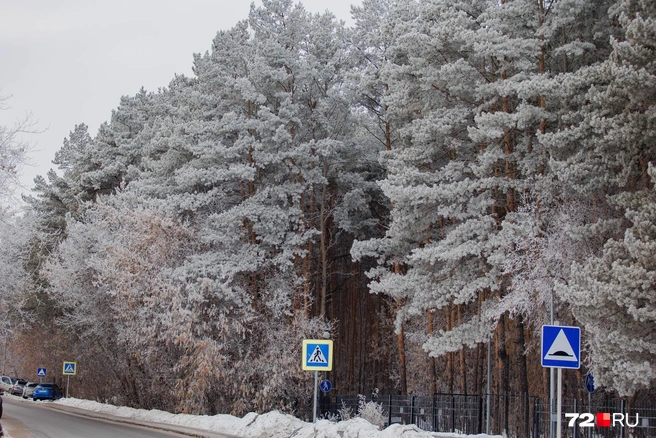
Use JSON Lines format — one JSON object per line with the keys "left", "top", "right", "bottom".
{"left": 565, "top": 413, "right": 595, "bottom": 427}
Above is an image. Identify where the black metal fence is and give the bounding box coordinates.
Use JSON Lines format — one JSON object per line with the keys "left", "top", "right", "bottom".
{"left": 319, "top": 393, "right": 656, "bottom": 438}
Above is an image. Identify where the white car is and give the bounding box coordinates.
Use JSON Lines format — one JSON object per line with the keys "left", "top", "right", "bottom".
{"left": 22, "top": 382, "right": 39, "bottom": 399}
{"left": 0, "top": 376, "right": 14, "bottom": 394}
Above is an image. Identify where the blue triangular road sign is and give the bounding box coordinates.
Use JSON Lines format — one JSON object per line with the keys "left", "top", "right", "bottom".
{"left": 542, "top": 325, "right": 580, "bottom": 369}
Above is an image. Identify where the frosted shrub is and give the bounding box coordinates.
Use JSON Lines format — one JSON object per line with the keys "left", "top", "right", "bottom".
{"left": 322, "top": 411, "right": 340, "bottom": 422}
{"left": 357, "top": 390, "right": 385, "bottom": 429}
{"left": 338, "top": 400, "right": 353, "bottom": 421}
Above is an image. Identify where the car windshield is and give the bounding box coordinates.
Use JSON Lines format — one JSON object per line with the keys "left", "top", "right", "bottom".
{"left": 39, "top": 383, "right": 54, "bottom": 388}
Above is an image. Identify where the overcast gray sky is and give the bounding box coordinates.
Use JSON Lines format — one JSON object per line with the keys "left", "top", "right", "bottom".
{"left": 0, "top": 0, "right": 361, "bottom": 199}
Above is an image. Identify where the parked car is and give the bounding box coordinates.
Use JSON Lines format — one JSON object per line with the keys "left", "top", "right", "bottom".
{"left": 0, "top": 377, "right": 12, "bottom": 394}
{"left": 9, "top": 379, "right": 27, "bottom": 396}
{"left": 32, "top": 383, "right": 63, "bottom": 401}
{"left": 22, "top": 382, "right": 39, "bottom": 399}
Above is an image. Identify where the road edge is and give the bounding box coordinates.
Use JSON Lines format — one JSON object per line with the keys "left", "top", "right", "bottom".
{"left": 4, "top": 395, "right": 240, "bottom": 438}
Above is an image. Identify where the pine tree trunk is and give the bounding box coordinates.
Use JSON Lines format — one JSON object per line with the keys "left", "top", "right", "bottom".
{"left": 306, "top": 191, "right": 315, "bottom": 314}
{"left": 319, "top": 159, "right": 329, "bottom": 318}
{"left": 397, "top": 318, "right": 408, "bottom": 395}
{"left": 448, "top": 303, "right": 454, "bottom": 394}
{"left": 458, "top": 305, "right": 467, "bottom": 395}
{"left": 246, "top": 100, "right": 260, "bottom": 310}
{"left": 349, "top": 287, "right": 357, "bottom": 391}
{"left": 473, "top": 343, "right": 481, "bottom": 395}
{"left": 640, "top": 153, "right": 651, "bottom": 190}
{"left": 496, "top": 313, "right": 509, "bottom": 432}
{"left": 516, "top": 315, "right": 530, "bottom": 437}
{"left": 428, "top": 310, "right": 437, "bottom": 394}
{"left": 392, "top": 260, "right": 408, "bottom": 395}
{"left": 516, "top": 316, "right": 529, "bottom": 395}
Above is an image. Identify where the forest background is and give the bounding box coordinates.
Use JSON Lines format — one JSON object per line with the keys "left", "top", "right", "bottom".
{"left": 0, "top": 0, "right": 655, "bottom": 419}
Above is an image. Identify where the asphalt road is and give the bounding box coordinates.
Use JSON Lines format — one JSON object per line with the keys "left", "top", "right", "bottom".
{"left": 0, "top": 396, "right": 220, "bottom": 438}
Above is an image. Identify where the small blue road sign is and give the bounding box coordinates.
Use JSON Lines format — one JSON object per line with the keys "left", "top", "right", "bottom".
{"left": 63, "top": 361, "right": 77, "bottom": 376}
{"left": 585, "top": 373, "right": 595, "bottom": 393}
{"left": 36, "top": 367, "right": 47, "bottom": 378}
{"left": 320, "top": 379, "right": 332, "bottom": 393}
{"left": 541, "top": 325, "right": 580, "bottom": 369}
{"left": 302, "top": 340, "right": 333, "bottom": 371}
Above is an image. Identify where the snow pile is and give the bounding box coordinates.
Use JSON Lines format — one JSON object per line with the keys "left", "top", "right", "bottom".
{"left": 289, "top": 419, "right": 493, "bottom": 438}
{"left": 55, "top": 397, "right": 501, "bottom": 438}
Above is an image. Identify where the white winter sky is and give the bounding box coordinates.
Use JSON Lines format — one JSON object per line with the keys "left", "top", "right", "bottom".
{"left": 0, "top": 0, "right": 361, "bottom": 199}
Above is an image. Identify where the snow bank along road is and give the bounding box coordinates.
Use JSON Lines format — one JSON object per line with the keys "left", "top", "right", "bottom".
{"left": 2, "top": 395, "right": 504, "bottom": 438}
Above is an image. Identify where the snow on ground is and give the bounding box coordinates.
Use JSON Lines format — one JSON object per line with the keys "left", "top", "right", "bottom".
{"left": 54, "top": 397, "right": 502, "bottom": 438}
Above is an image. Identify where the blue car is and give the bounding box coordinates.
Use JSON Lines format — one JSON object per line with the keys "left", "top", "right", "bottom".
{"left": 32, "top": 383, "right": 63, "bottom": 401}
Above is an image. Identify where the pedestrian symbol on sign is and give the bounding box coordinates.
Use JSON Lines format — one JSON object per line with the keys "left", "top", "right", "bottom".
{"left": 302, "top": 340, "right": 333, "bottom": 371}
{"left": 320, "top": 379, "right": 332, "bottom": 392}
{"left": 63, "top": 361, "right": 77, "bottom": 376}
{"left": 308, "top": 345, "right": 328, "bottom": 364}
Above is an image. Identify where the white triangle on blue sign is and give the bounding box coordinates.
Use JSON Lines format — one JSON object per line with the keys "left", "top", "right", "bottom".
{"left": 37, "top": 369, "right": 46, "bottom": 377}
{"left": 308, "top": 346, "right": 328, "bottom": 364}
{"left": 545, "top": 329, "right": 578, "bottom": 362}
{"left": 64, "top": 364, "right": 75, "bottom": 373}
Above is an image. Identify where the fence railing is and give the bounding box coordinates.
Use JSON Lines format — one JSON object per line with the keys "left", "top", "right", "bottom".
{"left": 318, "top": 393, "right": 656, "bottom": 438}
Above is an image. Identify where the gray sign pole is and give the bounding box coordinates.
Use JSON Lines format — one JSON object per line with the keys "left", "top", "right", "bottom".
{"left": 556, "top": 367, "right": 563, "bottom": 438}
{"left": 313, "top": 370, "right": 318, "bottom": 423}
{"left": 549, "top": 297, "right": 555, "bottom": 438}
{"left": 542, "top": 324, "right": 580, "bottom": 438}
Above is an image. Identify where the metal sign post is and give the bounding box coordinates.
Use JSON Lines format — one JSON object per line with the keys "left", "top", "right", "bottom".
{"left": 557, "top": 368, "right": 563, "bottom": 438}
{"left": 585, "top": 373, "right": 594, "bottom": 438}
{"left": 542, "top": 326, "right": 581, "bottom": 438}
{"left": 302, "top": 340, "right": 333, "bottom": 423}
{"left": 313, "top": 371, "right": 318, "bottom": 422}
{"left": 62, "top": 361, "right": 77, "bottom": 398}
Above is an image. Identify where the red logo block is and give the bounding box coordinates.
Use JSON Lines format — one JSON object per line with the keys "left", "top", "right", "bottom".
{"left": 596, "top": 413, "right": 611, "bottom": 427}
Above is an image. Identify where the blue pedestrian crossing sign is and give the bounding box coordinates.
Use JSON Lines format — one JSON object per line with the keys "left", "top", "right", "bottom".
{"left": 541, "top": 325, "right": 580, "bottom": 369}
{"left": 36, "top": 367, "right": 47, "bottom": 378}
{"left": 302, "top": 339, "right": 333, "bottom": 371}
{"left": 63, "top": 361, "right": 77, "bottom": 376}
{"left": 320, "top": 379, "right": 332, "bottom": 392}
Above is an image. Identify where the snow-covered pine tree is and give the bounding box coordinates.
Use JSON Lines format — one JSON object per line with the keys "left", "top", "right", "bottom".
{"left": 564, "top": 167, "right": 656, "bottom": 396}
{"left": 348, "top": 0, "right": 415, "bottom": 152}
{"left": 81, "top": 89, "right": 159, "bottom": 196}
{"left": 353, "top": 0, "right": 617, "bottom": 398}
{"left": 118, "top": 0, "right": 363, "bottom": 413}
{"left": 548, "top": 0, "right": 656, "bottom": 396}
{"left": 192, "top": 0, "right": 361, "bottom": 411}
